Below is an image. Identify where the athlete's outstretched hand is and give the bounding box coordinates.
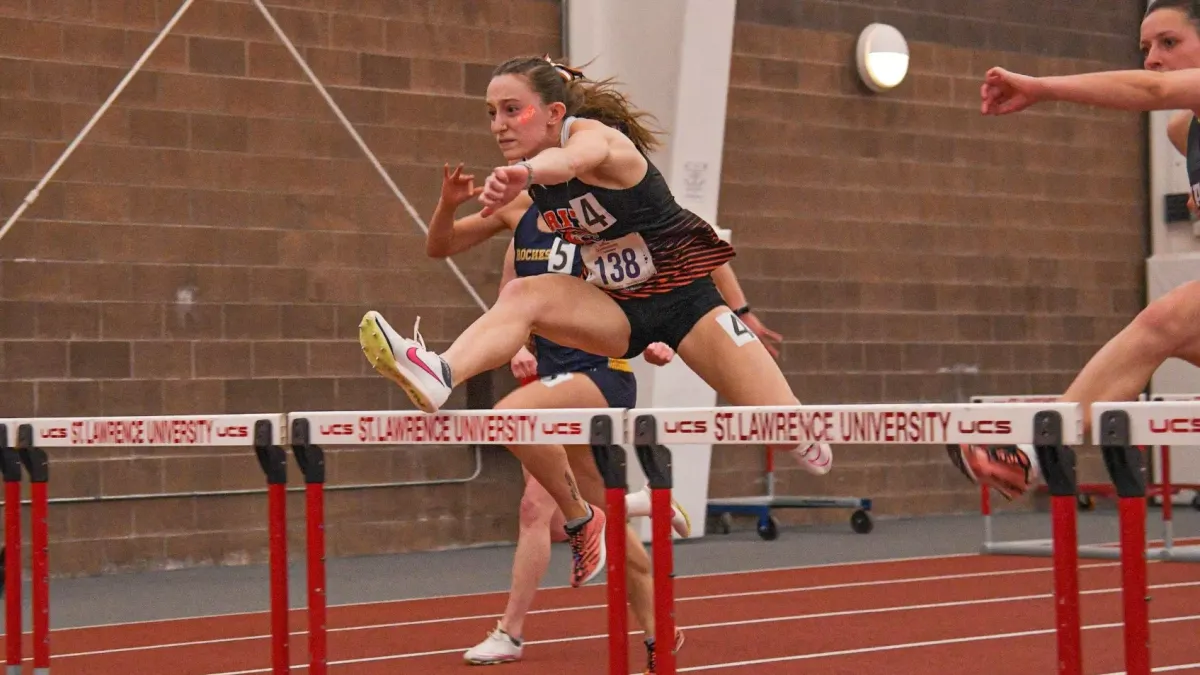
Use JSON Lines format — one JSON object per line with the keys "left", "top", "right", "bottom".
{"left": 440, "top": 163, "right": 482, "bottom": 208}
{"left": 643, "top": 342, "right": 675, "bottom": 366}
{"left": 980, "top": 67, "right": 1043, "bottom": 116}
{"left": 479, "top": 164, "right": 529, "bottom": 217}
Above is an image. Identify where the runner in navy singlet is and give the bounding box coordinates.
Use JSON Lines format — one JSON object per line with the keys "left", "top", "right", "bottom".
{"left": 946, "top": 0, "right": 1200, "bottom": 500}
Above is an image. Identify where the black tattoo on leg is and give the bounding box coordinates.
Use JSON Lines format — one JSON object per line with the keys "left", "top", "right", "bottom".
{"left": 566, "top": 472, "right": 580, "bottom": 501}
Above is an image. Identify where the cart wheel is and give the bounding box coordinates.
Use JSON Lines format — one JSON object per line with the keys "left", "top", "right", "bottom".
{"left": 757, "top": 516, "right": 779, "bottom": 541}
{"left": 850, "top": 509, "right": 873, "bottom": 534}
{"left": 717, "top": 512, "right": 733, "bottom": 535}
{"left": 1077, "top": 494, "right": 1095, "bottom": 511}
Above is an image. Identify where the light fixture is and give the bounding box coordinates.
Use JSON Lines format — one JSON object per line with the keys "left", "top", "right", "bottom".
{"left": 856, "top": 23, "right": 909, "bottom": 92}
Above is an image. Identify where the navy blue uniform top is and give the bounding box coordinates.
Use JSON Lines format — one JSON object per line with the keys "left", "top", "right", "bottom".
{"left": 511, "top": 205, "right": 631, "bottom": 378}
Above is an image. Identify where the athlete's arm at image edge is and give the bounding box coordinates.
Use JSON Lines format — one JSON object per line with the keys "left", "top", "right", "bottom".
{"left": 1039, "top": 69, "right": 1200, "bottom": 112}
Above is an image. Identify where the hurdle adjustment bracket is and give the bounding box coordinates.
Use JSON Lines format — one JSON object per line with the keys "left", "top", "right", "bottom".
{"left": 633, "top": 415, "right": 673, "bottom": 490}
{"left": 589, "top": 415, "right": 627, "bottom": 490}
{"left": 16, "top": 425, "right": 49, "bottom": 484}
{"left": 1032, "top": 410, "right": 1077, "bottom": 497}
{"left": 289, "top": 418, "right": 326, "bottom": 484}
{"left": 253, "top": 420, "right": 287, "bottom": 484}
{"left": 0, "top": 433, "right": 21, "bottom": 484}
{"left": 1098, "top": 411, "right": 1146, "bottom": 498}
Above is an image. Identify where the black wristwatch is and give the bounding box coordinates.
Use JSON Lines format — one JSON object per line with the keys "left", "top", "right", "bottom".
{"left": 732, "top": 305, "right": 751, "bottom": 317}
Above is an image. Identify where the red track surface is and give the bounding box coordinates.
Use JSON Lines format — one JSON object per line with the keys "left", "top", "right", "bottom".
{"left": 10, "top": 553, "right": 1200, "bottom": 674}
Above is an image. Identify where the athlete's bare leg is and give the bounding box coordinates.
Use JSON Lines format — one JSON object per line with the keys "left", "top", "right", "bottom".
{"left": 492, "top": 373, "right": 613, "bottom": 523}
{"left": 1063, "top": 280, "right": 1200, "bottom": 436}
{"left": 495, "top": 471, "right": 557, "bottom": 642}
{"left": 674, "top": 306, "right": 832, "bottom": 475}
{"left": 441, "top": 274, "right": 631, "bottom": 383}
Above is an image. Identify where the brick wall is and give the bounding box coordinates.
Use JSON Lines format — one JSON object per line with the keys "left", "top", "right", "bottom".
{"left": 713, "top": 0, "right": 1147, "bottom": 526}
{"left": 0, "top": 0, "right": 1149, "bottom": 577}
{"left": 0, "top": 0, "right": 558, "bottom": 576}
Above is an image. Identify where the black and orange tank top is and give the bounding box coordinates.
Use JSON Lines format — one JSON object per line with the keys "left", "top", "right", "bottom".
{"left": 527, "top": 116, "right": 735, "bottom": 299}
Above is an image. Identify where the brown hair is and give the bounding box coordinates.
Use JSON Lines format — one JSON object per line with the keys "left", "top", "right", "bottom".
{"left": 1146, "top": 0, "right": 1200, "bottom": 25}
{"left": 491, "top": 55, "right": 663, "bottom": 154}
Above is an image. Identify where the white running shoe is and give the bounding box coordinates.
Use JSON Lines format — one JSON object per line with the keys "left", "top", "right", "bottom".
{"left": 463, "top": 622, "right": 523, "bottom": 665}
{"left": 778, "top": 442, "right": 833, "bottom": 476}
{"left": 358, "top": 311, "right": 452, "bottom": 413}
{"left": 625, "top": 485, "right": 692, "bottom": 538}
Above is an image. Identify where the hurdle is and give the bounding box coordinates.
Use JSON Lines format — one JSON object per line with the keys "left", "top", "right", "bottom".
{"left": 971, "top": 393, "right": 1200, "bottom": 563}
{"left": 629, "top": 401, "right": 1085, "bottom": 675}
{"left": 2, "top": 414, "right": 284, "bottom": 675}
{"left": 285, "top": 408, "right": 638, "bottom": 675}
{"left": 967, "top": 395, "right": 1122, "bottom": 561}
{"left": 1145, "top": 394, "right": 1200, "bottom": 554}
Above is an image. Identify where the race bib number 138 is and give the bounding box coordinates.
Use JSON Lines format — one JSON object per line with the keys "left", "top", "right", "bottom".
{"left": 582, "top": 233, "right": 657, "bottom": 290}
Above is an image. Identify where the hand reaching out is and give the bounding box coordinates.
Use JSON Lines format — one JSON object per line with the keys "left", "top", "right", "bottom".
{"left": 440, "top": 163, "right": 483, "bottom": 208}
{"left": 643, "top": 342, "right": 675, "bottom": 366}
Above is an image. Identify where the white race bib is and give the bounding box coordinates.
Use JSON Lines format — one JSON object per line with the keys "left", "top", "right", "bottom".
{"left": 547, "top": 237, "right": 577, "bottom": 274}
{"left": 581, "top": 233, "right": 657, "bottom": 290}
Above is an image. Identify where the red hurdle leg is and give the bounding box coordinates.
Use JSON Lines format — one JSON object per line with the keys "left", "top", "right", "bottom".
{"left": 255, "top": 438, "right": 290, "bottom": 675}
{"left": 1098, "top": 409, "right": 1150, "bottom": 675}
{"left": 1029, "top": 412, "right": 1082, "bottom": 675}
{"left": 18, "top": 440, "right": 51, "bottom": 675}
{"left": 297, "top": 444, "right": 327, "bottom": 675}
{"left": 1119, "top": 493, "right": 1150, "bottom": 675}
{"left": 589, "top": 415, "right": 628, "bottom": 675}
{"left": 1, "top": 441, "right": 23, "bottom": 675}
{"left": 604, "top": 482, "right": 628, "bottom": 675}
{"left": 31, "top": 478, "right": 49, "bottom": 674}
{"left": 650, "top": 485, "right": 676, "bottom": 675}
{"left": 1050, "top": 494, "right": 1082, "bottom": 675}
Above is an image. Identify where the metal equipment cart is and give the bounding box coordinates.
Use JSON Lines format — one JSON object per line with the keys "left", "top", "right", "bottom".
{"left": 706, "top": 446, "right": 874, "bottom": 539}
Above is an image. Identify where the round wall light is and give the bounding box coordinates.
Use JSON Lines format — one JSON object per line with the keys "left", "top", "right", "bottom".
{"left": 856, "top": 23, "right": 909, "bottom": 92}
